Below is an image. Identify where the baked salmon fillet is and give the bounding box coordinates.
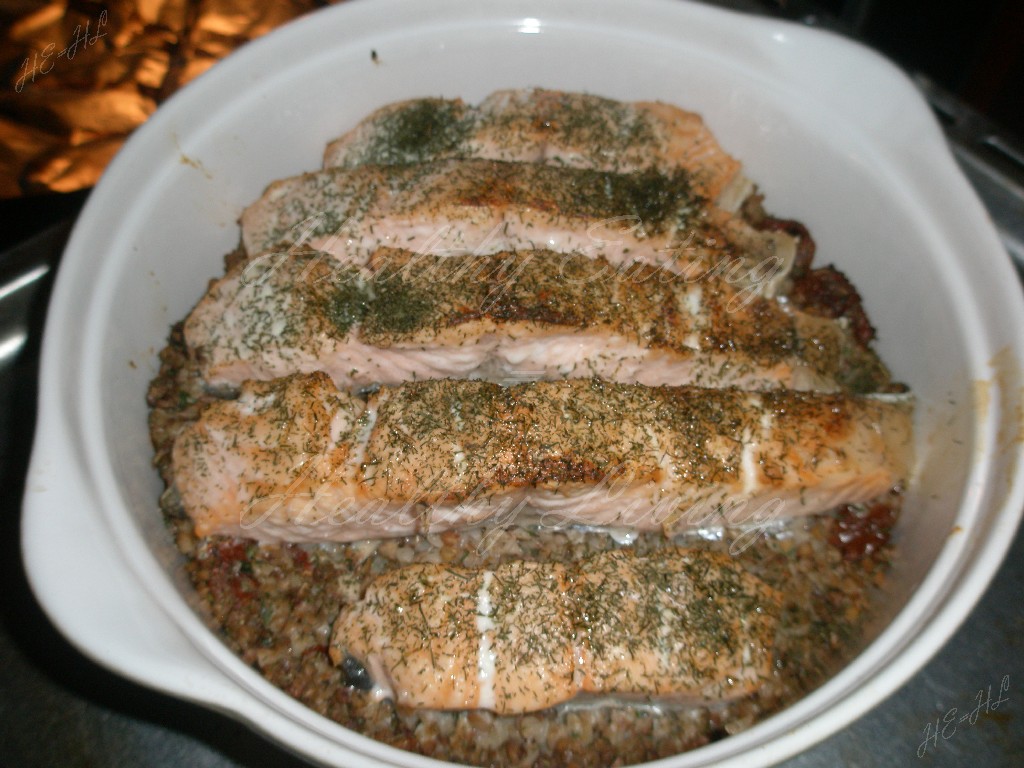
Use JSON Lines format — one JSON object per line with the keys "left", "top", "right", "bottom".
{"left": 239, "top": 159, "right": 795, "bottom": 296}
{"left": 322, "top": 89, "right": 749, "bottom": 209}
{"left": 170, "top": 373, "right": 913, "bottom": 543}
{"left": 330, "top": 548, "right": 781, "bottom": 713}
{"left": 184, "top": 247, "right": 889, "bottom": 394}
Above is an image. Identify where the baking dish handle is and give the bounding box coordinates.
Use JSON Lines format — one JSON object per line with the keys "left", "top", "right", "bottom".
{"left": 21, "top": 429, "right": 236, "bottom": 706}
{"left": 21, "top": 423, "right": 411, "bottom": 767}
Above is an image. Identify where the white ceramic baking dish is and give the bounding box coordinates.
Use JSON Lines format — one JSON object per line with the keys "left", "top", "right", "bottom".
{"left": 21, "top": 0, "right": 1024, "bottom": 766}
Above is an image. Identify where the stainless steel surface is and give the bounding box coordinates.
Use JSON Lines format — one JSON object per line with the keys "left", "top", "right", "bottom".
{"left": 917, "top": 75, "right": 1024, "bottom": 282}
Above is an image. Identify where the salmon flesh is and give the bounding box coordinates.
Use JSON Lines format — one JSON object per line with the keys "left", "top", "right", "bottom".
{"left": 183, "top": 248, "right": 890, "bottom": 394}
{"left": 170, "top": 372, "right": 912, "bottom": 543}
{"left": 330, "top": 548, "right": 781, "bottom": 713}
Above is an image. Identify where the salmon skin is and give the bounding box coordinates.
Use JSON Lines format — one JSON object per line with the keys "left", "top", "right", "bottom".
{"left": 322, "top": 88, "right": 750, "bottom": 208}
{"left": 330, "top": 547, "right": 781, "bottom": 713}
{"left": 170, "top": 372, "right": 913, "bottom": 543}
{"left": 183, "top": 247, "right": 890, "bottom": 395}
{"left": 239, "top": 158, "right": 795, "bottom": 297}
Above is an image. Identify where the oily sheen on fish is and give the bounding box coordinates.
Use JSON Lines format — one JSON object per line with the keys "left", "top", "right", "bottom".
{"left": 240, "top": 159, "right": 795, "bottom": 297}
{"left": 331, "top": 548, "right": 781, "bottom": 713}
{"left": 322, "top": 88, "right": 751, "bottom": 208}
{"left": 183, "top": 247, "right": 890, "bottom": 394}
{"left": 170, "top": 372, "right": 913, "bottom": 543}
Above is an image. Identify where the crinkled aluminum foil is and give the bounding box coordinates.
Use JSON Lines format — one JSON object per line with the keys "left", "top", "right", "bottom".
{"left": 1, "top": 0, "right": 330, "bottom": 197}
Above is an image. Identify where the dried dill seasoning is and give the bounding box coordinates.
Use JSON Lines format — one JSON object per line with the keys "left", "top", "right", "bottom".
{"left": 358, "top": 99, "right": 473, "bottom": 165}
